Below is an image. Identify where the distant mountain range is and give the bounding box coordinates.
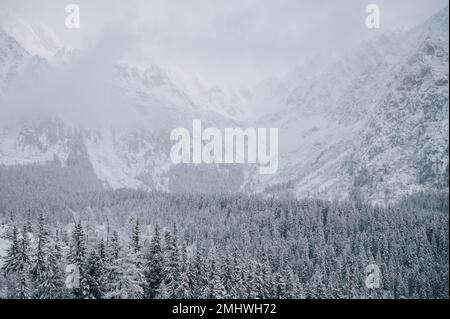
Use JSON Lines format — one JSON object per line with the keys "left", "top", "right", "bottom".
{"left": 0, "top": 7, "right": 448, "bottom": 202}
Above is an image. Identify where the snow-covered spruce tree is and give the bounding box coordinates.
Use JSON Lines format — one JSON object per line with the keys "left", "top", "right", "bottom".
{"left": 307, "top": 265, "right": 327, "bottom": 299}
{"left": 130, "top": 219, "right": 145, "bottom": 271}
{"left": 261, "top": 253, "right": 275, "bottom": 298}
{"left": 144, "top": 225, "right": 164, "bottom": 299}
{"left": 37, "top": 233, "right": 65, "bottom": 299}
{"left": 221, "top": 253, "right": 234, "bottom": 298}
{"left": 1, "top": 225, "right": 21, "bottom": 298}
{"left": 85, "top": 248, "right": 104, "bottom": 299}
{"left": 244, "top": 261, "right": 260, "bottom": 299}
{"left": 130, "top": 218, "right": 142, "bottom": 254}
{"left": 189, "top": 245, "right": 207, "bottom": 298}
{"left": 16, "top": 226, "right": 32, "bottom": 299}
{"left": 96, "top": 238, "right": 108, "bottom": 295}
{"left": 98, "top": 238, "right": 106, "bottom": 260}
{"left": 30, "top": 213, "right": 50, "bottom": 298}
{"left": 25, "top": 211, "right": 33, "bottom": 234}
{"left": 227, "top": 251, "right": 245, "bottom": 298}
{"left": 177, "top": 241, "right": 191, "bottom": 299}
{"left": 284, "top": 266, "right": 301, "bottom": 299}
{"left": 104, "top": 231, "right": 121, "bottom": 298}
{"left": 162, "top": 226, "right": 181, "bottom": 299}
{"left": 273, "top": 272, "right": 287, "bottom": 299}
{"left": 1, "top": 225, "right": 20, "bottom": 275}
{"left": 254, "top": 262, "right": 266, "bottom": 298}
{"left": 68, "top": 221, "right": 88, "bottom": 298}
{"left": 115, "top": 243, "right": 145, "bottom": 298}
{"left": 105, "top": 227, "right": 145, "bottom": 299}
{"left": 207, "top": 256, "right": 227, "bottom": 299}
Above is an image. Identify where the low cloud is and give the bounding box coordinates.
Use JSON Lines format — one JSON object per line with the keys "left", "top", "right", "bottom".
{"left": 1, "top": 0, "right": 448, "bottom": 87}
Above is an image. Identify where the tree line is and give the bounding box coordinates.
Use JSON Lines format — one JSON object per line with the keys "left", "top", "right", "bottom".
{"left": 1, "top": 190, "right": 448, "bottom": 299}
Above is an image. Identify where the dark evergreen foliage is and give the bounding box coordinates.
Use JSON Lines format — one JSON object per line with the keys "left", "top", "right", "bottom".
{"left": 0, "top": 189, "right": 448, "bottom": 299}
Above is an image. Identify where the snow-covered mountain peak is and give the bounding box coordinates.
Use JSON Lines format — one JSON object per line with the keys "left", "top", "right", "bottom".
{"left": 0, "top": 7, "right": 448, "bottom": 201}
{"left": 245, "top": 7, "right": 449, "bottom": 202}
{"left": 0, "top": 10, "right": 63, "bottom": 60}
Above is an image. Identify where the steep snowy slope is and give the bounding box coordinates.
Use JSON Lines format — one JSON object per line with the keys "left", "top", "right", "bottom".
{"left": 0, "top": 29, "right": 68, "bottom": 166}
{"left": 0, "top": 27, "right": 41, "bottom": 96}
{"left": 0, "top": 26, "right": 246, "bottom": 193}
{"left": 348, "top": 10, "right": 449, "bottom": 201}
{"left": 248, "top": 7, "right": 449, "bottom": 203}
{"left": 0, "top": 10, "right": 63, "bottom": 60}
{"left": 0, "top": 8, "right": 447, "bottom": 201}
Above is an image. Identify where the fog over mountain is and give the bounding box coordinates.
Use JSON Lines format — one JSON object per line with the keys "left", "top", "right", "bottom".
{"left": 0, "top": 1, "right": 448, "bottom": 301}
{"left": 249, "top": 7, "right": 449, "bottom": 203}
{"left": 1, "top": 0, "right": 448, "bottom": 86}
{"left": 0, "top": 3, "right": 448, "bottom": 201}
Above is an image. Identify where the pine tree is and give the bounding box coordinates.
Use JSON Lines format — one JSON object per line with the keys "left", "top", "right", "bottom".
{"left": 130, "top": 218, "right": 142, "bottom": 254}
{"left": 16, "top": 226, "right": 32, "bottom": 299}
{"left": 285, "top": 267, "right": 299, "bottom": 299}
{"left": 308, "top": 266, "right": 327, "bottom": 299}
{"left": 96, "top": 238, "right": 108, "bottom": 295}
{"left": 163, "top": 227, "right": 181, "bottom": 299}
{"left": 98, "top": 238, "right": 106, "bottom": 260}
{"left": 177, "top": 241, "right": 191, "bottom": 299}
{"left": 25, "top": 211, "right": 33, "bottom": 233}
{"left": 104, "top": 231, "right": 121, "bottom": 298}
{"left": 115, "top": 244, "right": 145, "bottom": 299}
{"left": 144, "top": 225, "right": 164, "bottom": 298}
{"left": 227, "top": 251, "right": 245, "bottom": 298}
{"left": 69, "top": 221, "right": 87, "bottom": 267}
{"left": 38, "top": 235, "right": 65, "bottom": 299}
{"left": 243, "top": 261, "right": 258, "bottom": 298}
{"left": 222, "top": 253, "right": 234, "bottom": 297}
{"left": 108, "top": 231, "right": 121, "bottom": 260}
{"left": 190, "top": 246, "right": 207, "bottom": 298}
{"left": 260, "top": 254, "right": 274, "bottom": 298}
{"left": 68, "top": 221, "right": 87, "bottom": 298}
{"left": 274, "top": 272, "right": 287, "bottom": 299}
{"left": 104, "top": 229, "right": 145, "bottom": 299}
{"left": 207, "top": 257, "right": 226, "bottom": 299}
{"left": 85, "top": 249, "right": 103, "bottom": 299}
{"left": 30, "top": 213, "right": 50, "bottom": 298}
{"left": 1, "top": 225, "right": 20, "bottom": 275}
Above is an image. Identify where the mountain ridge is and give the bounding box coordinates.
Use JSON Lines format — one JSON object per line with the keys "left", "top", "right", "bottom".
{"left": 0, "top": 7, "right": 448, "bottom": 202}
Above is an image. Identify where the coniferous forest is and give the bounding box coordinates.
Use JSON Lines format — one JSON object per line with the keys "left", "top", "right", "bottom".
{"left": 0, "top": 0, "right": 449, "bottom": 303}
{"left": 0, "top": 187, "right": 448, "bottom": 299}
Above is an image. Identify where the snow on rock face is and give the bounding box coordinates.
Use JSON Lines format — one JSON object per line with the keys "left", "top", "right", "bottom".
{"left": 83, "top": 128, "right": 172, "bottom": 191}
{"left": 0, "top": 10, "right": 63, "bottom": 60}
{"left": 247, "top": 7, "right": 449, "bottom": 203}
{"left": 114, "top": 63, "right": 249, "bottom": 122}
{"left": 0, "top": 8, "right": 448, "bottom": 201}
{"left": 0, "top": 27, "right": 31, "bottom": 96}
{"left": 349, "top": 32, "right": 449, "bottom": 202}
{"left": 0, "top": 120, "right": 71, "bottom": 166}
{"left": 0, "top": 25, "right": 247, "bottom": 193}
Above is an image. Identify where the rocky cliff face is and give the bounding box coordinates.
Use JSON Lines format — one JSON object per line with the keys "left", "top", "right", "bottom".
{"left": 247, "top": 8, "right": 449, "bottom": 203}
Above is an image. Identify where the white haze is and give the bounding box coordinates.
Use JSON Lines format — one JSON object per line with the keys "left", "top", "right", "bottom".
{"left": 1, "top": 0, "right": 448, "bottom": 87}
{"left": 0, "top": 0, "right": 448, "bottom": 128}
{"left": 0, "top": 24, "right": 146, "bottom": 129}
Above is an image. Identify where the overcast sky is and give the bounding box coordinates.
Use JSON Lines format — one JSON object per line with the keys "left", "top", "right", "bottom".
{"left": 1, "top": 0, "right": 448, "bottom": 87}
